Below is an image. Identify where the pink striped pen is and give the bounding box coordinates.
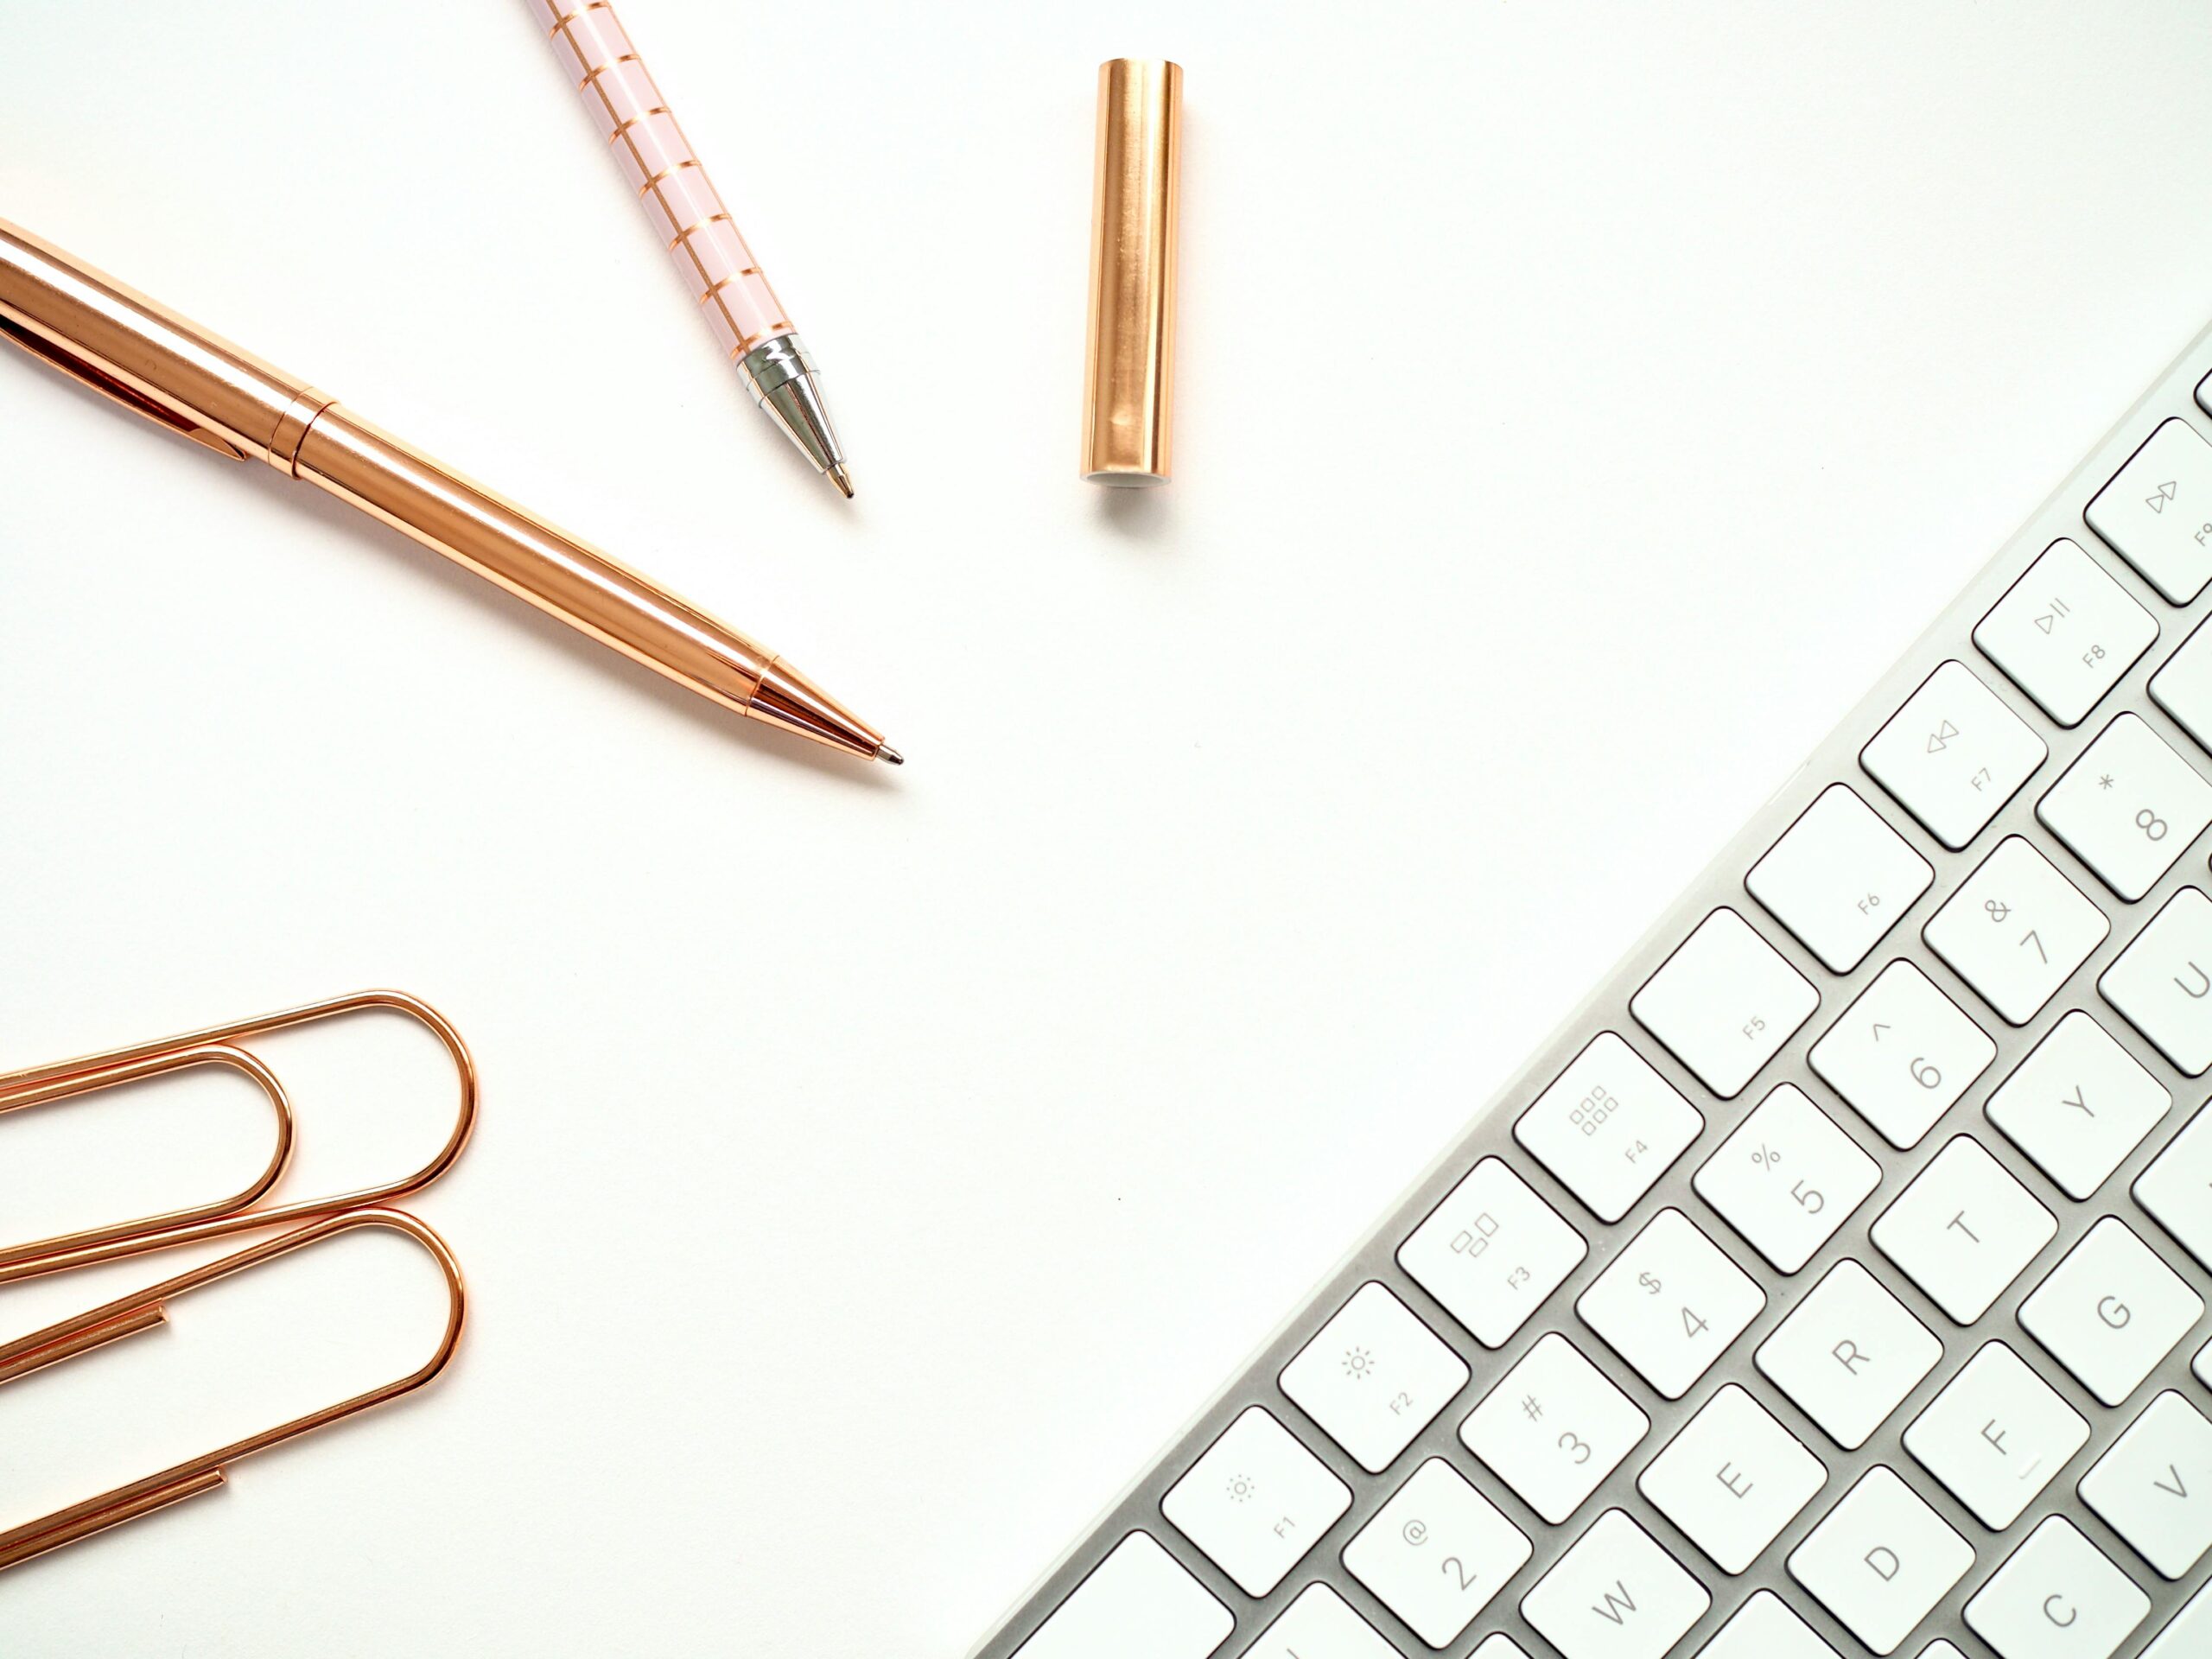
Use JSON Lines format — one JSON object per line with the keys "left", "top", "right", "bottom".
{"left": 528, "top": 0, "right": 853, "bottom": 497}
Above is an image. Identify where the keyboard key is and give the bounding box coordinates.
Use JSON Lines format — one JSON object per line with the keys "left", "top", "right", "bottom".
{"left": 2135, "top": 1104, "right": 2212, "bottom": 1269}
{"left": 1809, "top": 961, "right": 1996, "bottom": 1149}
{"left": 1756, "top": 1259, "right": 1943, "bottom": 1451}
{"left": 1788, "top": 1466, "right": 1974, "bottom": 1657}
{"left": 1903, "top": 1341, "right": 2088, "bottom": 1529}
{"left": 2039, "top": 714, "right": 2212, "bottom": 900}
{"left": 1515, "top": 1033, "right": 1703, "bottom": 1224}
{"left": 1747, "top": 785, "right": 1933, "bottom": 972}
{"left": 1397, "top": 1158, "right": 1586, "bottom": 1349}
{"left": 1160, "top": 1406, "right": 1351, "bottom": 1597}
{"left": 1460, "top": 1332, "right": 1648, "bottom": 1524}
{"left": 1975, "top": 538, "right": 2157, "bottom": 727}
{"left": 1963, "top": 1516, "right": 2149, "bottom": 1659}
{"left": 2099, "top": 887, "right": 2212, "bottom": 1074}
{"left": 1280, "top": 1282, "right": 1469, "bottom": 1474}
{"left": 2200, "top": 1339, "right": 2211, "bottom": 1391}
{"left": 1985, "top": 1011, "right": 2171, "bottom": 1200}
{"left": 1862, "top": 660, "right": 2047, "bottom": 850}
{"left": 2078, "top": 1390, "right": 2212, "bottom": 1580}
{"left": 2086, "top": 417, "right": 2212, "bottom": 604}
{"left": 1637, "top": 1382, "right": 1827, "bottom": 1576}
{"left": 1631, "top": 909, "right": 1819, "bottom": 1099}
{"left": 2018, "top": 1216, "right": 2203, "bottom": 1408}
{"left": 1577, "top": 1209, "right": 1765, "bottom": 1400}
{"left": 1342, "top": 1458, "right": 1529, "bottom": 1649}
{"left": 1872, "top": 1136, "right": 2057, "bottom": 1324}
{"left": 1011, "top": 1532, "right": 1232, "bottom": 1659}
{"left": 1695, "top": 1082, "right": 1881, "bottom": 1273}
{"left": 1244, "top": 1585, "right": 1402, "bottom": 1659}
{"left": 1696, "top": 1591, "right": 1841, "bottom": 1659}
{"left": 2148, "top": 613, "right": 2212, "bottom": 756}
{"left": 1472, "top": 1640, "right": 1532, "bottom": 1659}
{"left": 1520, "top": 1509, "right": 1710, "bottom": 1659}
{"left": 2145, "top": 1579, "right": 2212, "bottom": 1657}
{"left": 1923, "top": 838, "right": 2109, "bottom": 1025}
{"left": 1919, "top": 1644, "right": 1969, "bottom": 1659}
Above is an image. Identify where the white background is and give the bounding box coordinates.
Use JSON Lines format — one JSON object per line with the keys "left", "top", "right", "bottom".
{"left": 3, "top": 2, "right": 2211, "bottom": 1653}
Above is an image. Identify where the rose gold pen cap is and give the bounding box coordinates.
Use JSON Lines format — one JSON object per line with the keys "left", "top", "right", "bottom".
{"left": 1082, "top": 59, "right": 1181, "bottom": 487}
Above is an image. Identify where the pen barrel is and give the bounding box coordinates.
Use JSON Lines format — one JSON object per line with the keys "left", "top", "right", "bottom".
{"left": 0, "top": 219, "right": 315, "bottom": 465}
{"left": 528, "top": 0, "right": 794, "bottom": 364}
{"left": 290, "top": 407, "right": 773, "bottom": 716}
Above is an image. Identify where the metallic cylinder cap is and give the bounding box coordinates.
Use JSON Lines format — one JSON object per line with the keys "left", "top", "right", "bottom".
{"left": 1082, "top": 59, "right": 1181, "bottom": 487}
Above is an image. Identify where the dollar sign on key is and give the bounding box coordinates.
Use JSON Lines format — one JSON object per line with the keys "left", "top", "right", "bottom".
{"left": 1637, "top": 1271, "right": 1662, "bottom": 1295}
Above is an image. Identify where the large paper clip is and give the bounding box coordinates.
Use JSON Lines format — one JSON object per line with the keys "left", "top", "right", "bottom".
{"left": 0, "top": 988, "right": 476, "bottom": 1283}
{"left": 0, "top": 1207, "right": 465, "bottom": 1570}
{"left": 0, "top": 991, "right": 475, "bottom": 1569}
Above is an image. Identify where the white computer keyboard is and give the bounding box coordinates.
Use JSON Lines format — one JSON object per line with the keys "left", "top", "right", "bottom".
{"left": 968, "top": 327, "right": 2212, "bottom": 1659}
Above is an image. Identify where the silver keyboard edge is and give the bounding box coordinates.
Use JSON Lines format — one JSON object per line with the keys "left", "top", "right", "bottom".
{"left": 967, "top": 316, "right": 2212, "bottom": 1659}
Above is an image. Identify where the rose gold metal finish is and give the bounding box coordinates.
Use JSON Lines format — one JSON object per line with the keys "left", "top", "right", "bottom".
{"left": 0, "top": 990, "right": 476, "bottom": 1285}
{"left": 0, "top": 218, "right": 894, "bottom": 762}
{"left": 0, "top": 1044, "right": 296, "bottom": 1278}
{"left": 0, "top": 1207, "right": 467, "bottom": 1573}
{"left": 1083, "top": 59, "right": 1181, "bottom": 487}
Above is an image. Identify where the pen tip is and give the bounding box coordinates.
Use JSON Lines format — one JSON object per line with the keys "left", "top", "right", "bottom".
{"left": 829, "top": 463, "right": 855, "bottom": 499}
{"left": 876, "top": 743, "right": 904, "bottom": 766}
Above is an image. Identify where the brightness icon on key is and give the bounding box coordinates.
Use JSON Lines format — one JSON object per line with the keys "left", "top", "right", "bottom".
{"left": 1342, "top": 1346, "right": 1376, "bottom": 1380}
{"left": 1224, "top": 1472, "right": 1256, "bottom": 1503}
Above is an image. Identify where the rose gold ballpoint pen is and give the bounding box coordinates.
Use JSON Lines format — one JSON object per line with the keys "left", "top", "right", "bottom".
{"left": 0, "top": 220, "right": 899, "bottom": 764}
{"left": 526, "top": 0, "right": 852, "bottom": 497}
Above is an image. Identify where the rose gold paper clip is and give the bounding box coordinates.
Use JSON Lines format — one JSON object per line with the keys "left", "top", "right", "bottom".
{"left": 0, "top": 989, "right": 477, "bottom": 1285}
{"left": 0, "top": 1207, "right": 466, "bottom": 1571}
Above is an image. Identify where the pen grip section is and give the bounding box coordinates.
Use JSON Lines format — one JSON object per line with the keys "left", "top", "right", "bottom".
{"left": 528, "top": 0, "right": 793, "bottom": 360}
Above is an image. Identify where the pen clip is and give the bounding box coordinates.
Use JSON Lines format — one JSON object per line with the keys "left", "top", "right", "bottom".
{"left": 0, "top": 315, "right": 245, "bottom": 460}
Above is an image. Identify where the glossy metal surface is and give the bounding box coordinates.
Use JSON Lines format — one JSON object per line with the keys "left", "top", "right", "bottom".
{"left": 0, "top": 1207, "right": 467, "bottom": 1572}
{"left": 0, "top": 989, "right": 474, "bottom": 1284}
{"left": 0, "top": 219, "right": 893, "bottom": 761}
{"left": 740, "top": 332, "right": 849, "bottom": 487}
{"left": 1083, "top": 59, "right": 1180, "bottom": 486}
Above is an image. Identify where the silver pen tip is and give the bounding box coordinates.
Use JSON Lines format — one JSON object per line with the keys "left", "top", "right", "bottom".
{"left": 876, "top": 743, "right": 904, "bottom": 766}
{"left": 828, "top": 462, "right": 855, "bottom": 499}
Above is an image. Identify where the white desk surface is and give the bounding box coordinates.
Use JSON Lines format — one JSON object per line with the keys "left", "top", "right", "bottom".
{"left": 4, "top": 1, "right": 2211, "bottom": 1651}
